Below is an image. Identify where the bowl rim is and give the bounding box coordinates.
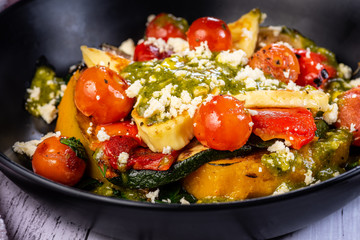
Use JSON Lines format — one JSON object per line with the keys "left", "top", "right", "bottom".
{"left": 1, "top": 151, "right": 360, "bottom": 210}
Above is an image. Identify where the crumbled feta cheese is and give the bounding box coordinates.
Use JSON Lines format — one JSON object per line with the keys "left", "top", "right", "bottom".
{"left": 126, "top": 80, "right": 143, "bottom": 98}
{"left": 283, "top": 69, "right": 290, "bottom": 78}
{"left": 12, "top": 132, "right": 61, "bottom": 158}
{"left": 323, "top": 103, "right": 338, "bottom": 125}
{"left": 119, "top": 38, "right": 135, "bottom": 56}
{"left": 180, "top": 197, "right": 190, "bottom": 205}
{"left": 38, "top": 99, "right": 58, "bottom": 124}
{"left": 333, "top": 171, "right": 340, "bottom": 177}
{"left": 249, "top": 122, "right": 254, "bottom": 127}
{"left": 350, "top": 123, "right": 357, "bottom": 133}
{"left": 338, "top": 63, "right": 352, "bottom": 79}
{"left": 305, "top": 48, "right": 311, "bottom": 58}
{"left": 144, "top": 37, "right": 171, "bottom": 53}
{"left": 260, "top": 13, "right": 267, "bottom": 23}
{"left": 258, "top": 167, "right": 262, "bottom": 173}
{"left": 216, "top": 50, "right": 248, "bottom": 68}
{"left": 167, "top": 37, "right": 189, "bottom": 53}
{"left": 162, "top": 199, "right": 172, "bottom": 203}
{"left": 27, "top": 87, "right": 41, "bottom": 101}
{"left": 162, "top": 146, "right": 172, "bottom": 154}
{"left": 315, "top": 63, "right": 322, "bottom": 70}
{"left": 96, "top": 95, "right": 100, "bottom": 100}
{"left": 275, "top": 41, "right": 293, "bottom": 50}
{"left": 267, "top": 140, "right": 295, "bottom": 161}
{"left": 97, "top": 127, "right": 110, "bottom": 142}
{"left": 286, "top": 81, "right": 301, "bottom": 91}
{"left": 248, "top": 109, "right": 258, "bottom": 116}
{"left": 304, "top": 169, "right": 315, "bottom": 185}
{"left": 272, "top": 182, "right": 290, "bottom": 195}
{"left": 349, "top": 78, "right": 360, "bottom": 88}
{"left": 86, "top": 126, "right": 92, "bottom": 135}
{"left": 117, "top": 152, "right": 129, "bottom": 168}
{"left": 268, "top": 26, "right": 283, "bottom": 37}
{"left": 146, "top": 14, "right": 156, "bottom": 26}
{"left": 146, "top": 189, "right": 160, "bottom": 203}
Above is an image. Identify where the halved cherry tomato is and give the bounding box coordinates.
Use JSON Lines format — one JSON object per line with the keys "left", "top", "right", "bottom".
{"left": 133, "top": 42, "right": 172, "bottom": 61}
{"left": 336, "top": 87, "right": 360, "bottom": 146}
{"left": 251, "top": 108, "right": 316, "bottom": 149}
{"left": 94, "top": 121, "right": 141, "bottom": 143}
{"left": 74, "top": 66, "right": 134, "bottom": 124}
{"left": 193, "top": 95, "right": 252, "bottom": 151}
{"left": 128, "top": 148, "right": 178, "bottom": 171}
{"left": 249, "top": 43, "right": 300, "bottom": 83}
{"left": 32, "top": 136, "right": 86, "bottom": 186}
{"left": 293, "top": 49, "right": 337, "bottom": 88}
{"left": 187, "top": 17, "right": 232, "bottom": 52}
{"left": 145, "top": 13, "right": 188, "bottom": 41}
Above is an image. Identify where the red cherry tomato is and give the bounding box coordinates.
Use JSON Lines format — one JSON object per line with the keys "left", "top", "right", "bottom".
{"left": 336, "top": 87, "right": 360, "bottom": 146}
{"left": 193, "top": 95, "right": 252, "bottom": 151}
{"left": 32, "top": 136, "right": 86, "bottom": 186}
{"left": 128, "top": 148, "right": 178, "bottom": 171}
{"left": 187, "top": 17, "right": 232, "bottom": 52}
{"left": 133, "top": 42, "right": 172, "bottom": 61}
{"left": 251, "top": 108, "right": 316, "bottom": 149}
{"left": 249, "top": 43, "right": 300, "bottom": 83}
{"left": 145, "top": 13, "right": 188, "bottom": 41}
{"left": 74, "top": 66, "right": 134, "bottom": 124}
{"left": 293, "top": 49, "right": 337, "bottom": 88}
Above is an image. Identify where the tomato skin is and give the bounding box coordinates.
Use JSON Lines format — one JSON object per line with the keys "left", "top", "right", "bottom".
{"left": 249, "top": 43, "right": 300, "bottom": 83}
{"left": 127, "top": 148, "right": 178, "bottom": 171}
{"left": 145, "top": 13, "right": 188, "bottom": 41}
{"left": 336, "top": 87, "right": 360, "bottom": 146}
{"left": 187, "top": 17, "right": 232, "bottom": 52}
{"left": 133, "top": 42, "right": 172, "bottom": 61}
{"left": 32, "top": 136, "right": 86, "bottom": 186}
{"left": 251, "top": 108, "right": 316, "bottom": 149}
{"left": 293, "top": 49, "right": 337, "bottom": 88}
{"left": 193, "top": 95, "right": 252, "bottom": 151}
{"left": 74, "top": 66, "right": 134, "bottom": 124}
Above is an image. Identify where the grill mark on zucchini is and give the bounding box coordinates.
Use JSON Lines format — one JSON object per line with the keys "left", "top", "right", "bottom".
{"left": 108, "top": 144, "right": 256, "bottom": 188}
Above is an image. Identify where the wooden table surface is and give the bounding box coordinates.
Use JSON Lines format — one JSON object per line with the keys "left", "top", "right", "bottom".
{"left": 0, "top": 169, "right": 359, "bottom": 240}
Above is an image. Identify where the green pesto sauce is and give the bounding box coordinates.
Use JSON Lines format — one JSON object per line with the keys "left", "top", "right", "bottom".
{"left": 25, "top": 66, "right": 65, "bottom": 117}
{"left": 121, "top": 52, "right": 287, "bottom": 124}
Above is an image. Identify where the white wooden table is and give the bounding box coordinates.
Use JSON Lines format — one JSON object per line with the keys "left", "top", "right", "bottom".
{"left": 0, "top": 169, "right": 359, "bottom": 240}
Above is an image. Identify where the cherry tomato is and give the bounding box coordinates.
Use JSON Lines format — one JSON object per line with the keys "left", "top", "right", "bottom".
{"left": 95, "top": 121, "right": 142, "bottom": 144}
{"left": 193, "top": 95, "right": 252, "bottom": 151}
{"left": 336, "top": 87, "right": 360, "bottom": 146}
{"left": 145, "top": 13, "right": 188, "bottom": 41}
{"left": 187, "top": 17, "right": 232, "bottom": 52}
{"left": 32, "top": 136, "right": 86, "bottom": 186}
{"left": 74, "top": 66, "right": 134, "bottom": 124}
{"left": 249, "top": 43, "right": 300, "bottom": 83}
{"left": 251, "top": 108, "right": 316, "bottom": 149}
{"left": 133, "top": 42, "right": 172, "bottom": 61}
{"left": 294, "top": 49, "right": 337, "bottom": 88}
{"left": 128, "top": 148, "right": 178, "bottom": 171}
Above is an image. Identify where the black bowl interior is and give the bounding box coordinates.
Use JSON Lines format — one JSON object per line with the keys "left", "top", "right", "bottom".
{"left": 1, "top": 0, "right": 360, "bottom": 239}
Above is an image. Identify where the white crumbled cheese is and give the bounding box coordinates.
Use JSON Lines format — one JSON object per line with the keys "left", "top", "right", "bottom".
{"left": 286, "top": 81, "right": 301, "bottom": 91}
{"left": 174, "top": 70, "right": 188, "bottom": 78}
{"left": 249, "top": 122, "right": 254, "bottom": 127}
{"left": 272, "top": 182, "right": 290, "bottom": 195}
{"left": 167, "top": 37, "right": 189, "bottom": 53}
{"left": 292, "top": 166, "right": 296, "bottom": 172}
{"left": 146, "top": 189, "right": 160, "bottom": 203}
{"left": 162, "top": 146, "right": 172, "bottom": 154}
{"left": 235, "top": 66, "right": 280, "bottom": 89}
{"left": 350, "top": 123, "right": 357, "bottom": 133}
{"left": 338, "top": 63, "right": 352, "bottom": 79}
{"left": 315, "top": 63, "right": 322, "bottom": 70}
{"left": 119, "top": 38, "right": 135, "bottom": 57}
{"left": 144, "top": 37, "right": 170, "bottom": 53}
{"left": 27, "top": 87, "right": 41, "bottom": 101}
{"left": 117, "top": 152, "right": 129, "bottom": 168}
{"left": 146, "top": 14, "right": 156, "bottom": 26}
{"left": 349, "top": 78, "right": 360, "bottom": 88}
{"left": 97, "top": 127, "right": 110, "bottom": 142}
{"left": 267, "top": 140, "right": 295, "bottom": 162}
{"left": 180, "top": 41, "right": 212, "bottom": 59}
{"left": 162, "top": 199, "right": 172, "bottom": 203}
{"left": 323, "top": 103, "right": 338, "bottom": 125}
{"left": 283, "top": 69, "right": 290, "bottom": 78}
{"left": 38, "top": 99, "right": 58, "bottom": 124}
{"left": 352, "top": 94, "right": 357, "bottom": 98}
{"left": 258, "top": 167, "right": 262, "bottom": 173}
{"left": 87, "top": 126, "right": 93, "bottom": 135}
{"left": 304, "top": 169, "right": 315, "bottom": 185}
{"left": 60, "top": 84, "right": 67, "bottom": 97}
{"left": 241, "top": 28, "right": 253, "bottom": 39}
{"left": 248, "top": 109, "right": 258, "bottom": 116}
{"left": 180, "top": 197, "right": 190, "bottom": 205}
{"left": 306, "top": 48, "right": 311, "bottom": 58}
{"left": 125, "top": 80, "right": 143, "bottom": 98}
{"left": 12, "top": 131, "right": 61, "bottom": 158}
{"left": 333, "top": 171, "right": 340, "bottom": 177}
{"left": 268, "top": 26, "right": 283, "bottom": 37}
{"left": 275, "top": 41, "right": 294, "bottom": 51}
{"left": 216, "top": 50, "right": 248, "bottom": 68}
{"left": 258, "top": 42, "right": 267, "bottom": 48}
{"left": 96, "top": 95, "right": 100, "bottom": 100}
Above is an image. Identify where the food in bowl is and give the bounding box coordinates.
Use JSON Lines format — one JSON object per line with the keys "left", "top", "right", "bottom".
{"left": 12, "top": 9, "right": 360, "bottom": 204}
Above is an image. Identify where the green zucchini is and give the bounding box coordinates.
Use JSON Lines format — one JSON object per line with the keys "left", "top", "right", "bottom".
{"left": 108, "top": 144, "right": 256, "bottom": 189}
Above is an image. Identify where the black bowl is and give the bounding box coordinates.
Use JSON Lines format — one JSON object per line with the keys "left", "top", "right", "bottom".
{"left": 1, "top": 0, "right": 360, "bottom": 239}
